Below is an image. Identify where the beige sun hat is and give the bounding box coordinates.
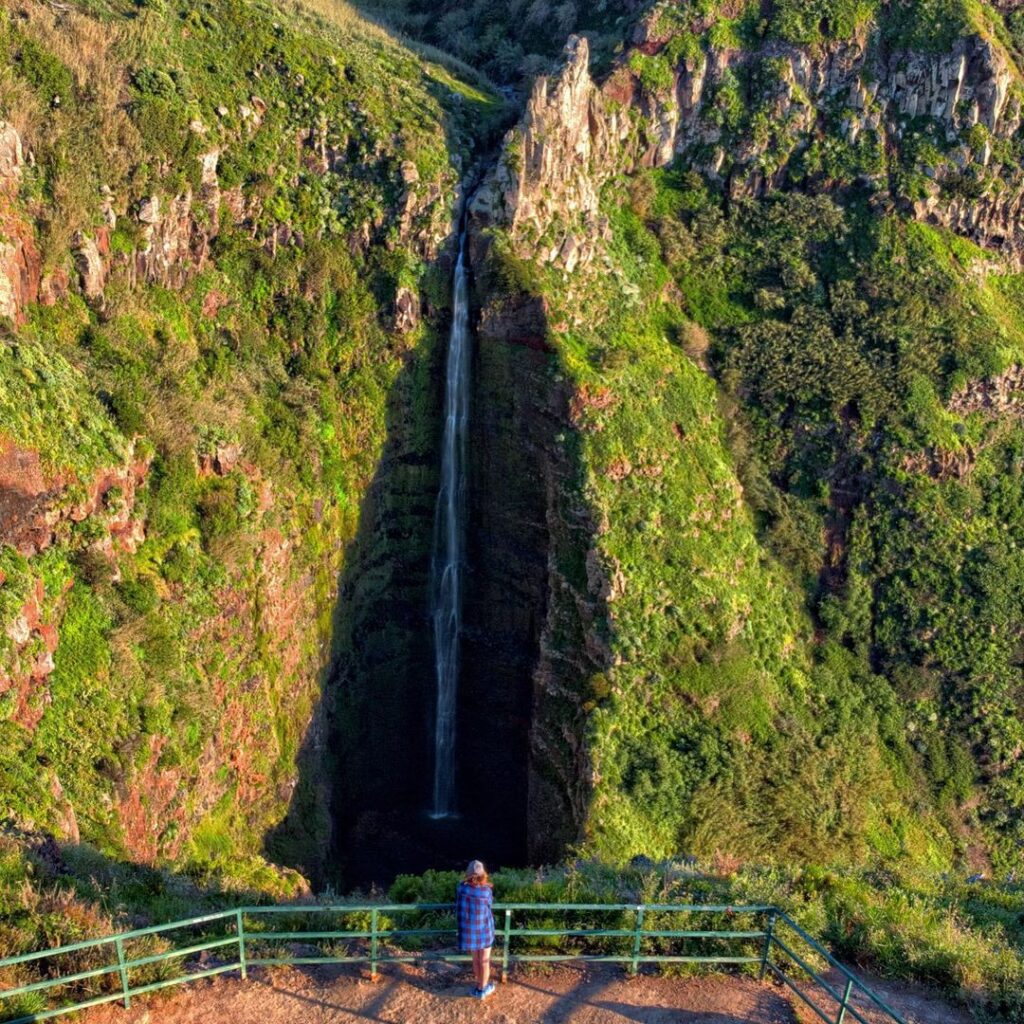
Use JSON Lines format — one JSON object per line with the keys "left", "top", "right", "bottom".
{"left": 466, "top": 860, "right": 485, "bottom": 877}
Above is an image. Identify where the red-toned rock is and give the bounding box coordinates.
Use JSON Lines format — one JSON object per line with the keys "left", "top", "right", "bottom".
{"left": 0, "top": 438, "right": 56, "bottom": 554}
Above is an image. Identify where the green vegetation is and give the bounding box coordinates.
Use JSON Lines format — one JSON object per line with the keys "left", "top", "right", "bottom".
{"left": 6, "top": 0, "right": 1024, "bottom": 1019}
{"left": 477, "top": 144, "right": 1024, "bottom": 1010}
{"left": 391, "top": 860, "right": 1024, "bottom": 1022}
{"left": 0, "top": 0, "right": 492, "bottom": 897}
{"left": 539, "top": 163, "right": 1024, "bottom": 874}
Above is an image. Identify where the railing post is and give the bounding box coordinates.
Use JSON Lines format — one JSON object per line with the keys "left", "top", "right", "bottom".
{"left": 114, "top": 936, "right": 131, "bottom": 1009}
{"left": 759, "top": 912, "right": 777, "bottom": 981}
{"left": 836, "top": 977, "right": 854, "bottom": 1024}
{"left": 235, "top": 909, "right": 248, "bottom": 980}
{"left": 630, "top": 905, "right": 645, "bottom": 976}
{"left": 501, "top": 908, "right": 512, "bottom": 984}
{"left": 370, "top": 908, "right": 379, "bottom": 981}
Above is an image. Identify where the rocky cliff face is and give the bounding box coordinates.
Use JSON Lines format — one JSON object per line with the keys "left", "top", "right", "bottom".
{"left": 475, "top": 18, "right": 1024, "bottom": 268}
{"left": 0, "top": 0, "right": 492, "bottom": 896}
{"left": 0, "top": 122, "right": 38, "bottom": 325}
{"left": 0, "top": 120, "right": 454, "bottom": 327}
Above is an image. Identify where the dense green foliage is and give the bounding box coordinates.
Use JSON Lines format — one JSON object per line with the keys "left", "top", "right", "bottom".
{"left": 0, "top": 0, "right": 494, "bottom": 893}
{"left": 514, "top": 193, "right": 943, "bottom": 874}
{"left": 5, "top": 0, "right": 1024, "bottom": 1018}
{"left": 641, "top": 170, "right": 1024, "bottom": 872}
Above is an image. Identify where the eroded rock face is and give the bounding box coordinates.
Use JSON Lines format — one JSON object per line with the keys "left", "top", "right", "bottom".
{"left": 0, "top": 440, "right": 59, "bottom": 555}
{"left": 479, "top": 28, "right": 1024, "bottom": 267}
{"left": 0, "top": 438, "right": 148, "bottom": 558}
{"left": 393, "top": 285, "right": 421, "bottom": 332}
{"left": 73, "top": 233, "right": 106, "bottom": 303}
{"left": 0, "top": 122, "right": 23, "bottom": 179}
{"left": 950, "top": 364, "right": 1024, "bottom": 416}
{"left": 0, "top": 121, "right": 40, "bottom": 325}
{"left": 0, "top": 574, "right": 62, "bottom": 732}
{"left": 472, "top": 37, "right": 612, "bottom": 272}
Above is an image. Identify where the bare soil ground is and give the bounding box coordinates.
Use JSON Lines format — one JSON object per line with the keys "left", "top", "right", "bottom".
{"left": 786, "top": 968, "right": 975, "bottom": 1024}
{"left": 81, "top": 962, "right": 798, "bottom": 1023}
{"left": 79, "top": 961, "right": 973, "bottom": 1024}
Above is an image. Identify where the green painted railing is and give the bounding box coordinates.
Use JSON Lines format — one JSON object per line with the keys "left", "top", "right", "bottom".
{"left": 0, "top": 902, "right": 906, "bottom": 1024}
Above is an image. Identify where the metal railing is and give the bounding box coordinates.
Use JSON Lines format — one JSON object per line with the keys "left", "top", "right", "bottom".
{"left": 0, "top": 902, "right": 906, "bottom": 1024}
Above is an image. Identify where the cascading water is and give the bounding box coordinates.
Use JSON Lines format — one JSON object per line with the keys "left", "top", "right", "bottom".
{"left": 429, "top": 231, "right": 470, "bottom": 819}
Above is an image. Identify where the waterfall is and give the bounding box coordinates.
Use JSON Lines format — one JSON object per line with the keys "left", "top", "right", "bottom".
{"left": 429, "top": 231, "right": 470, "bottom": 819}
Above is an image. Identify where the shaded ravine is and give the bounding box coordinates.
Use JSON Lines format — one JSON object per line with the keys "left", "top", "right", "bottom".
{"left": 268, "top": 185, "right": 608, "bottom": 889}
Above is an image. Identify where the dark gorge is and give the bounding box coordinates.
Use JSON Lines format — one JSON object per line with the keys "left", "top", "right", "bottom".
{"left": 287, "top": 232, "right": 597, "bottom": 889}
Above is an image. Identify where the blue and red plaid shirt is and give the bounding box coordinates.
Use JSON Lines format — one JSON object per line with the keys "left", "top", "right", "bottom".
{"left": 456, "top": 881, "right": 494, "bottom": 951}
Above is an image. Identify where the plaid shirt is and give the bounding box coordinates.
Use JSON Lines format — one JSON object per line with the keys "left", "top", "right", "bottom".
{"left": 456, "top": 881, "right": 495, "bottom": 951}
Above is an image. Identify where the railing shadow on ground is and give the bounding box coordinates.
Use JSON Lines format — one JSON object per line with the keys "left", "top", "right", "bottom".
{"left": 0, "top": 902, "right": 908, "bottom": 1024}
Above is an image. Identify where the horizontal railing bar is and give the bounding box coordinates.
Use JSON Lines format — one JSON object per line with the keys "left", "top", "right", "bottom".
{"left": 770, "top": 935, "right": 846, "bottom": 1005}
{"left": 379, "top": 928, "right": 452, "bottom": 937}
{"left": 505, "top": 927, "right": 764, "bottom": 939}
{"left": 497, "top": 903, "right": 773, "bottom": 913}
{"left": 767, "top": 962, "right": 835, "bottom": 1024}
{"left": 0, "top": 909, "right": 239, "bottom": 969}
{"left": 508, "top": 955, "right": 764, "bottom": 964}
{"left": 642, "top": 930, "right": 766, "bottom": 939}
{"left": 248, "top": 927, "right": 452, "bottom": 940}
{"left": 0, "top": 961, "right": 123, "bottom": 998}
{"left": 240, "top": 904, "right": 451, "bottom": 914}
{"left": 247, "top": 931, "right": 373, "bottom": 941}
{"left": 238, "top": 902, "right": 773, "bottom": 915}
{"left": 121, "top": 962, "right": 241, "bottom": 1000}
{"left": 246, "top": 953, "right": 765, "bottom": 968}
{"left": 508, "top": 928, "right": 635, "bottom": 938}
{"left": 122, "top": 936, "right": 238, "bottom": 971}
{"left": 247, "top": 957, "right": 365, "bottom": 967}
{"left": 776, "top": 914, "right": 907, "bottom": 1024}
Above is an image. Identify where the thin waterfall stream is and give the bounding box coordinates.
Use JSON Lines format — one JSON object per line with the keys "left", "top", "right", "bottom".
{"left": 429, "top": 230, "right": 470, "bottom": 819}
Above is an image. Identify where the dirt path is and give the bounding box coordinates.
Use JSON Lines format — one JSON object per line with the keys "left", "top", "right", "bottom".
{"left": 79, "top": 961, "right": 973, "bottom": 1024}
{"left": 786, "top": 968, "right": 974, "bottom": 1024}
{"left": 83, "top": 962, "right": 798, "bottom": 1024}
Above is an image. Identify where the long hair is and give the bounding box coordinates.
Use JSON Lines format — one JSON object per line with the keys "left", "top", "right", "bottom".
{"left": 465, "top": 866, "right": 490, "bottom": 887}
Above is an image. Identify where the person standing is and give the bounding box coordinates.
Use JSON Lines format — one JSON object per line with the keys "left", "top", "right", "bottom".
{"left": 456, "top": 859, "right": 496, "bottom": 999}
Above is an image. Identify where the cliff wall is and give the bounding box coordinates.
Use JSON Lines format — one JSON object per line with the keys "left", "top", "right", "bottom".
{"left": 474, "top": 16, "right": 1024, "bottom": 270}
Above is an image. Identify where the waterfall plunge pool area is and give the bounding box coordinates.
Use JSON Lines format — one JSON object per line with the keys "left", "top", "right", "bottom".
{"left": 328, "top": 226, "right": 547, "bottom": 890}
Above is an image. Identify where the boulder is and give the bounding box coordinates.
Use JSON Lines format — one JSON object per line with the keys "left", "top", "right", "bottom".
{"left": 73, "top": 233, "right": 106, "bottom": 302}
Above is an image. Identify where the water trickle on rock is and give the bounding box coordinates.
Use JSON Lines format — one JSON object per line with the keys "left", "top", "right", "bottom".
{"left": 430, "top": 231, "right": 470, "bottom": 819}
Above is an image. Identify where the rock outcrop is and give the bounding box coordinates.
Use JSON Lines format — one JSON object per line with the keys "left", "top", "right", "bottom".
{"left": 0, "top": 438, "right": 148, "bottom": 558}
{"left": 476, "top": 25, "right": 1024, "bottom": 267}
{"left": 0, "top": 122, "right": 40, "bottom": 325}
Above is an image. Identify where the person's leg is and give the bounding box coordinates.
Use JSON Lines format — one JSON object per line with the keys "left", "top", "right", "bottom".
{"left": 471, "top": 949, "right": 483, "bottom": 989}
{"left": 480, "top": 947, "right": 491, "bottom": 990}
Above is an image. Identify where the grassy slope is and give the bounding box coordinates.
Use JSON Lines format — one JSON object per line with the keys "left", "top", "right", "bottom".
{"left": 0, "top": 0, "right": 497, "bottom": 915}
{"left": 522, "top": 184, "right": 947, "bottom": 873}
{"left": 490, "top": 156, "right": 1024, "bottom": 1018}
